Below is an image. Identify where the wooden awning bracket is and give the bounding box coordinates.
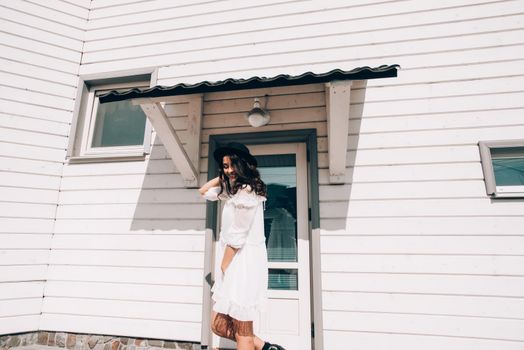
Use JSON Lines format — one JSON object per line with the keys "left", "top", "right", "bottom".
{"left": 325, "top": 81, "right": 352, "bottom": 184}
{"left": 135, "top": 96, "right": 202, "bottom": 188}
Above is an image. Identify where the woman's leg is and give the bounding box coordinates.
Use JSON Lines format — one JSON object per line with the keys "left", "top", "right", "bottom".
{"left": 232, "top": 318, "right": 255, "bottom": 350}
{"left": 211, "top": 312, "right": 236, "bottom": 341}
{"left": 211, "top": 313, "right": 273, "bottom": 350}
{"left": 253, "top": 336, "right": 265, "bottom": 350}
{"left": 235, "top": 335, "right": 255, "bottom": 350}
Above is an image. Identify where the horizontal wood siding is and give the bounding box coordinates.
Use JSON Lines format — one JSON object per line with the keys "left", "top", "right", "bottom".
{"left": 0, "top": 0, "right": 87, "bottom": 336}
{"left": 4, "top": 0, "right": 523, "bottom": 348}
{"left": 51, "top": 99, "right": 205, "bottom": 341}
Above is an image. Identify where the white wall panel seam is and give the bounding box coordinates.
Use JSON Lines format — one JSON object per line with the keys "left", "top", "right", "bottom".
{"left": 85, "top": 0, "right": 503, "bottom": 31}
{"left": 4, "top": 1, "right": 88, "bottom": 22}
{"left": 83, "top": 2, "right": 523, "bottom": 50}
{"left": 154, "top": 42, "right": 524, "bottom": 81}
{"left": 24, "top": 0, "right": 89, "bottom": 19}
{"left": 59, "top": 0, "right": 91, "bottom": 10}
{"left": 0, "top": 6, "right": 85, "bottom": 40}
{"left": 89, "top": 0, "right": 258, "bottom": 19}
{"left": 0, "top": 83, "right": 77, "bottom": 101}
{"left": 0, "top": 97, "right": 74, "bottom": 113}
{"left": 82, "top": 11, "right": 524, "bottom": 53}
{"left": 0, "top": 18, "right": 84, "bottom": 49}
{"left": 81, "top": 25, "right": 524, "bottom": 64}
{"left": 0, "top": 40, "right": 82, "bottom": 64}
{"left": 0, "top": 4, "right": 86, "bottom": 31}
{"left": 0, "top": 122, "right": 70, "bottom": 136}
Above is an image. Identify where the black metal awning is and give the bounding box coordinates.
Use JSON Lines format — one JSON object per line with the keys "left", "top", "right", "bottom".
{"left": 99, "top": 64, "right": 399, "bottom": 103}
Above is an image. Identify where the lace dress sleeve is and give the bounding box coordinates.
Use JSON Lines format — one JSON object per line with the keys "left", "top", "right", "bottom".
{"left": 201, "top": 186, "right": 221, "bottom": 201}
{"left": 224, "top": 185, "right": 266, "bottom": 249}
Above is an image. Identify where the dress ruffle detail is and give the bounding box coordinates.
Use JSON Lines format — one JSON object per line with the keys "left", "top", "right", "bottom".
{"left": 211, "top": 286, "right": 268, "bottom": 321}
{"left": 212, "top": 238, "right": 268, "bottom": 321}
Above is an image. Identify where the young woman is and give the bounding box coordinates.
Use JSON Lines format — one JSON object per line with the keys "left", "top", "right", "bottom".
{"left": 198, "top": 142, "right": 284, "bottom": 350}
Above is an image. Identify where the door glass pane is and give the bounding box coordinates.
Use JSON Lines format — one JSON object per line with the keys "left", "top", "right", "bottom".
{"left": 257, "top": 154, "right": 297, "bottom": 263}
{"left": 268, "top": 269, "right": 298, "bottom": 290}
{"left": 91, "top": 99, "right": 146, "bottom": 147}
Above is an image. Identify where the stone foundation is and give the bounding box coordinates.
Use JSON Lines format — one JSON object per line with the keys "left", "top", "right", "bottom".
{"left": 0, "top": 332, "right": 200, "bottom": 350}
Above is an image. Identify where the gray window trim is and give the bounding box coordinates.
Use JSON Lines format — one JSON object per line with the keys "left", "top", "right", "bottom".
{"left": 66, "top": 69, "right": 158, "bottom": 163}
{"left": 478, "top": 139, "right": 524, "bottom": 198}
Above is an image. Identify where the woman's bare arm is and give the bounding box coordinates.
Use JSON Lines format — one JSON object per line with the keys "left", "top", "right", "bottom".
{"left": 198, "top": 176, "right": 221, "bottom": 195}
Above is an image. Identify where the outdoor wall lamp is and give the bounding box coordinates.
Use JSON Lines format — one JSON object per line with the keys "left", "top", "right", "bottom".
{"left": 246, "top": 95, "right": 270, "bottom": 127}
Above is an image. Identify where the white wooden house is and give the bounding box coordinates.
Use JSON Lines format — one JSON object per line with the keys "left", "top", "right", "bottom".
{"left": 1, "top": 1, "right": 524, "bottom": 350}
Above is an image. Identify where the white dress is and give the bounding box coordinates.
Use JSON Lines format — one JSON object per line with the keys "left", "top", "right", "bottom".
{"left": 202, "top": 184, "right": 268, "bottom": 321}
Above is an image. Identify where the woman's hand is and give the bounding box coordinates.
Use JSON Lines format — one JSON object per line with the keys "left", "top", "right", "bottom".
{"left": 221, "top": 245, "right": 238, "bottom": 274}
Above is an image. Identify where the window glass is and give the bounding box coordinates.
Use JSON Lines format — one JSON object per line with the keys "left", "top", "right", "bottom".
{"left": 258, "top": 154, "right": 297, "bottom": 262}
{"left": 91, "top": 98, "right": 146, "bottom": 147}
{"left": 493, "top": 159, "right": 524, "bottom": 186}
{"left": 268, "top": 268, "right": 298, "bottom": 290}
{"left": 257, "top": 154, "right": 299, "bottom": 291}
{"left": 491, "top": 146, "right": 524, "bottom": 186}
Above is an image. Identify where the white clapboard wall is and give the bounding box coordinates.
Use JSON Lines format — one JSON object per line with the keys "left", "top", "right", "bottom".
{"left": 0, "top": 0, "right": 89, "bottom": 336}
{"left": 51, "top": 98, "right": 206, "bottom": 341}
{"left": 2, "top": 0, "right": 524, "bottom": 349}
{"left": 76, "top": 0, "right": 524, "bottom": 348}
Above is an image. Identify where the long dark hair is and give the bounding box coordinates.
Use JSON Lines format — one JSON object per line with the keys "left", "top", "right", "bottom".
{"left": 217, "top": 152, "right": 267, "bottom": 198}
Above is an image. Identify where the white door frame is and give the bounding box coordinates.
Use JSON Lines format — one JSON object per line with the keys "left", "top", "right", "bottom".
{"left": 251, "top": 143, "right": 311, "bottom": 350}
{"left": 209, "top": 142, "right": 312, "bottom": 350}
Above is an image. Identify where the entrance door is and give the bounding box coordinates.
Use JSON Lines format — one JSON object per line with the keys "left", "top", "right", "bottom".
{"left": 252, "top": 143, "right": 311, "bottom": 350}
{"left": 211, "top": 142, "right": 311, "bottom": 350}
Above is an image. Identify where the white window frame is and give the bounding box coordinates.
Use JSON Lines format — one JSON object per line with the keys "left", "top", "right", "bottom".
{"left": 479, "top": 139, "right": 524, "bottom": 198}
{"left": 67, "top": 71, "right": 156, "bottom": 163}
{"left": 82, "top": 81, "right": 151, "bottom": 156}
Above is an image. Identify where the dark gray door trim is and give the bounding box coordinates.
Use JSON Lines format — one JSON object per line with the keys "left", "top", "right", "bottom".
{"left": 202, "top": 128, "right": 321, "bottom": 348}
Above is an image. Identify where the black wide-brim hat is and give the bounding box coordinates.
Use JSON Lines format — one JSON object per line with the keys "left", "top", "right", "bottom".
{"left": 213, "top": 142, "right": 258, "bottom": 167}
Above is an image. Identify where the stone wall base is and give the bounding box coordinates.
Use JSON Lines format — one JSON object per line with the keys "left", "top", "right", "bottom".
{"left": 0, "top": 332, "right": 200, "bottom": 350}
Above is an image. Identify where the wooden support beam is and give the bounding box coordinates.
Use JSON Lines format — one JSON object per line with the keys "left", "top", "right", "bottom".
{"left": 139, "top": 101, "right": 199, "bottom": 187}
{"left": 325, "top": 81, "right": 352, "bottom": 184}
{"left": 186, "top": 94, "right": 203, "bottom": 179}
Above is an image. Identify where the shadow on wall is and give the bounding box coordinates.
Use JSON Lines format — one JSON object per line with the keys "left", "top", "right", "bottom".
{"left": 127, "top": 102, "right": 207, "bottom": 322}
{"left": 129, "top": 125, "right": 205, "bottom": 233}
{"left": 322, "top": 80, "right": 367, "bottom": 231}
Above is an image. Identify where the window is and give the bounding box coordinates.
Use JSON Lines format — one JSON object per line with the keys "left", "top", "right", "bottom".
{"left": 479, "top": 140, "right": 524, "bottom": 198}
{"left": 67, "top": 73, "right": 154, "bottom": 163}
